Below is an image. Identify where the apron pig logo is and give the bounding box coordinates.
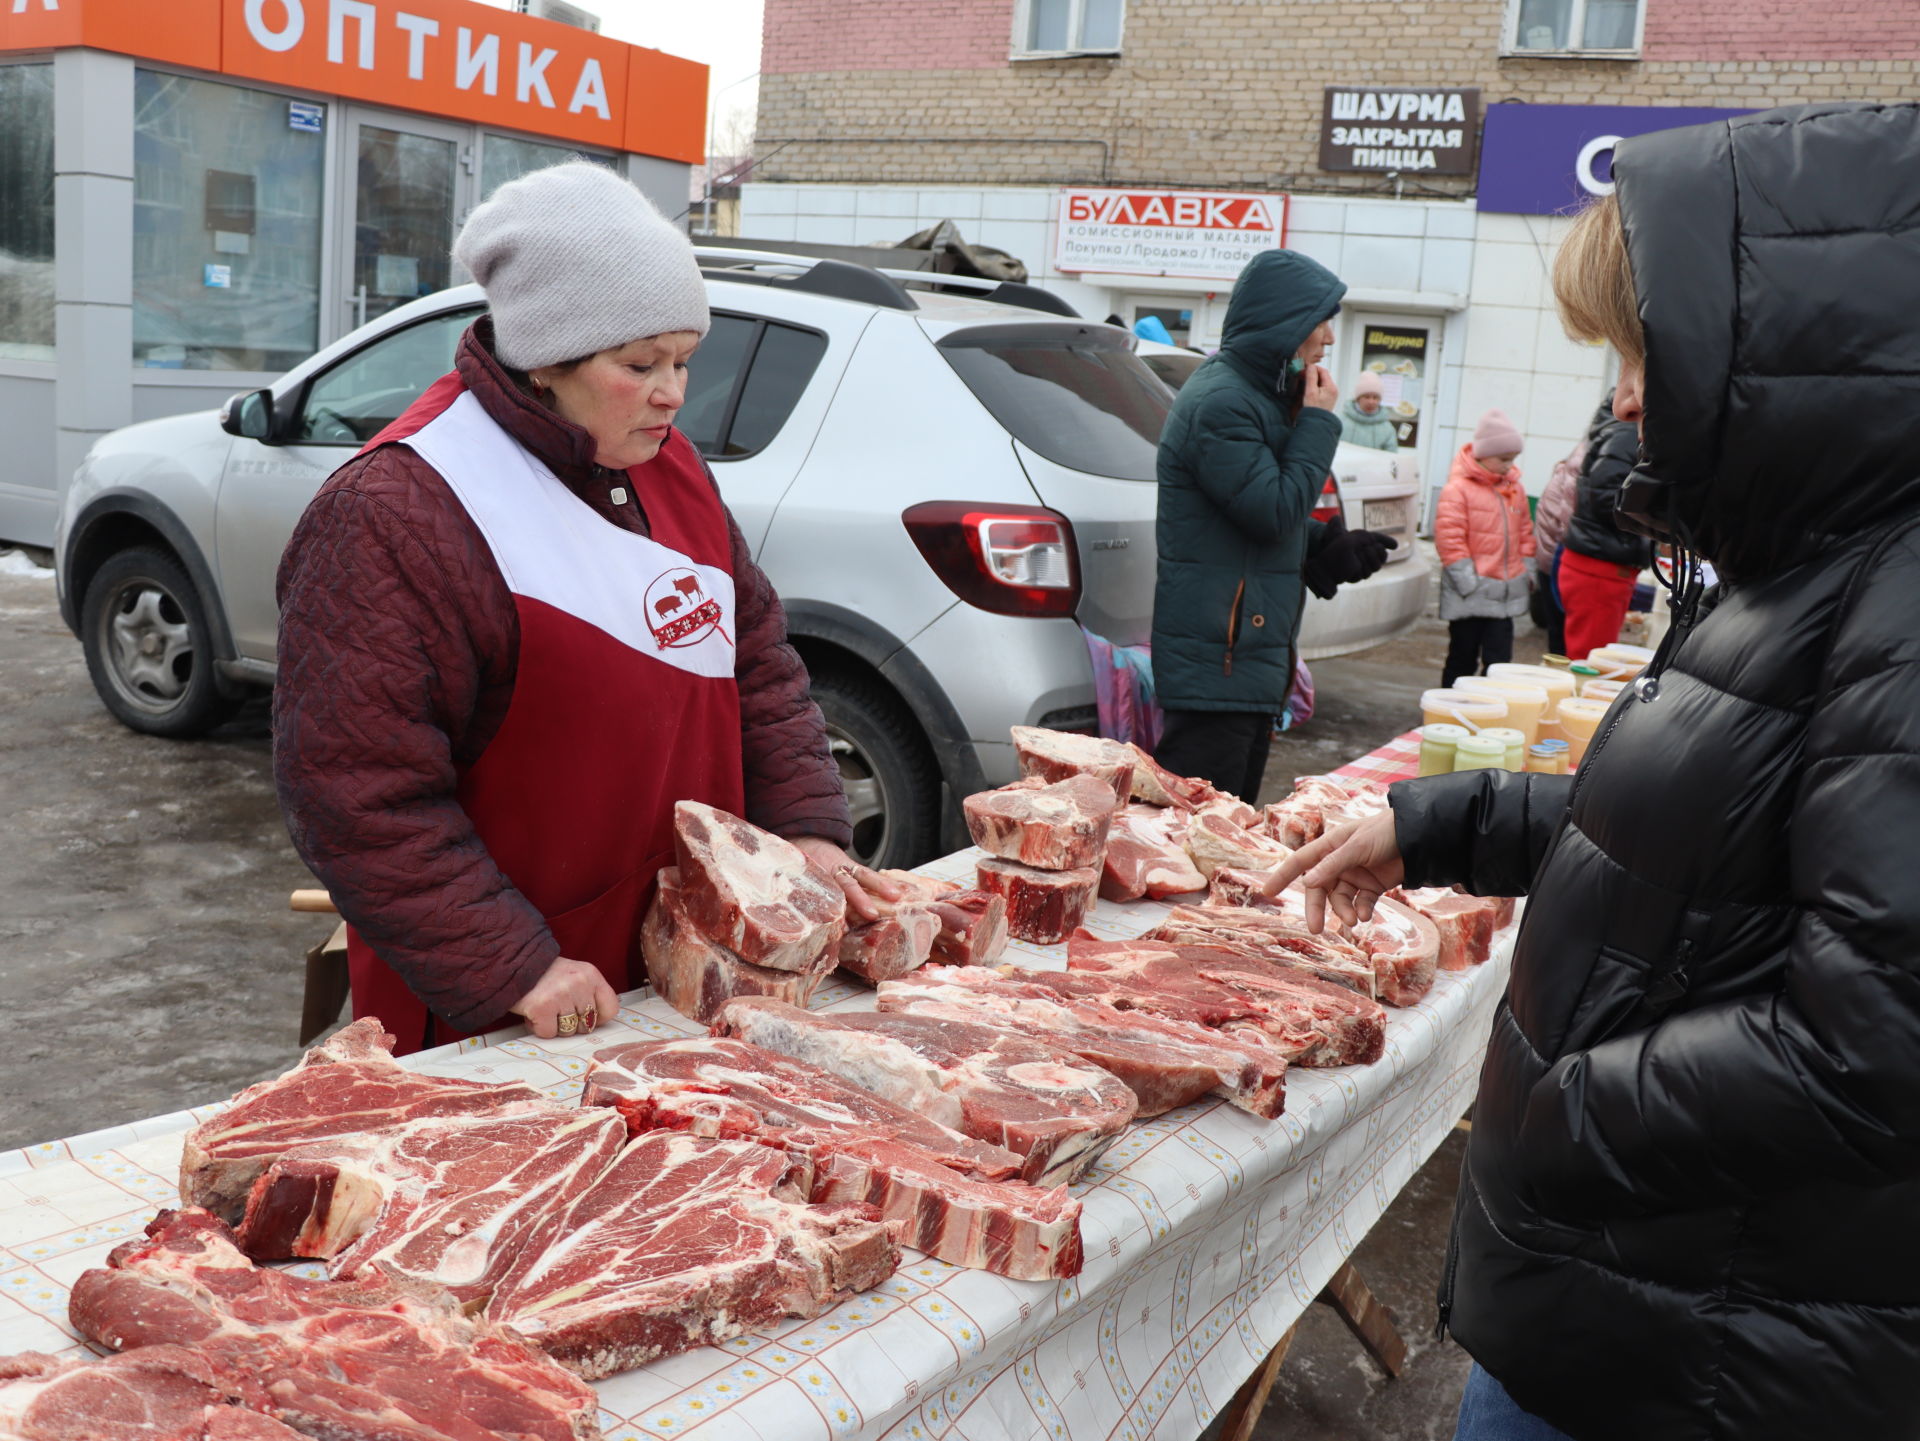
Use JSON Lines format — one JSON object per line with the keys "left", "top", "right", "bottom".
{"left": 645, "top": 569, "right": 728, "bottom": 649}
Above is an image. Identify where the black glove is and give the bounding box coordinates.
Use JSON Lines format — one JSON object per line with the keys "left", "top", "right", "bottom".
{"left": 1303, "top": 518, "right": 1398, "bottom": 600}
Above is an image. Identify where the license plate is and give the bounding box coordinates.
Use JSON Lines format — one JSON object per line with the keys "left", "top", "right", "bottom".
{"left": 1363, "top": 499, "right": 1405, "bottom": 532}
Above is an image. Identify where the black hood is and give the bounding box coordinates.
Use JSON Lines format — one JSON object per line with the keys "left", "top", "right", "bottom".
{"left": 1614, "top": 102, "right": 1920, "bottom": 580}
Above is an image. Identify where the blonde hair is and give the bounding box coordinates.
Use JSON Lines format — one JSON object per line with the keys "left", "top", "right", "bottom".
{"left": 1552, "top": 194, "right": 1645, "bottom": 369}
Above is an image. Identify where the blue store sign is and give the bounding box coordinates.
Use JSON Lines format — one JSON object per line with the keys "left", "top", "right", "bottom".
{"left": 1478, "top": 103, "right": 1752, "bottom": 214}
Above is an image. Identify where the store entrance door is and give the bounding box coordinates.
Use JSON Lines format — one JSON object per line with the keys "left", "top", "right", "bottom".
{"left": 339, "top": 110, "right": 471, "bottom": 336}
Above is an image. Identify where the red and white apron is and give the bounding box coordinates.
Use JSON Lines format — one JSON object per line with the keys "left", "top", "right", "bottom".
{"left": 347, "top": 376, "right": 745, "bottom": 1054}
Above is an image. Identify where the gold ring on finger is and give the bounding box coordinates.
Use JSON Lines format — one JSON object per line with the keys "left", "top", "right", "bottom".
{"left": 556, "top": 1011, "right": 580, "bottom": 1037}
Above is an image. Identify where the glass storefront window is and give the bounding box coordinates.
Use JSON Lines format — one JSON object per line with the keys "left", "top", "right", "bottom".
{"left": 133, "top": 71, "right": 325, "bottom": 372}
{"left": 479, "top": 134, "right": 613, "bottom": 201}
{"left": 0, "top": 65, "right": 55, "bottom": 362}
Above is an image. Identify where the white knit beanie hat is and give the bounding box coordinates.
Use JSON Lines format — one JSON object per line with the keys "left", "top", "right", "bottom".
{"left": 453, "top": 161, "right": 710, "bottom": 371}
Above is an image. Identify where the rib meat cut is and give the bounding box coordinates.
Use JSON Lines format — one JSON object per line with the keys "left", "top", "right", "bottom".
{"left": 484, "top": 1132, "right": 897, "bottom": 1378}
{"left": 1263, "top": 776, "right": 1390, "bottom": 849}
{"left": 974, "top": 857, "right": 1099, "bottom": 944}
{"left": 1047, "top": 937, "right": 1387, "bottom": 1067}
{"left": 234, "top": 1108, "right": 627, "bottom": 1306}
{"left": 68, "top": 1209, "right": 603, "bottom": 1441}
{"left": 178, "top": 1019, "right": 548, "bottom": 1224}
{"left": 673, "top": 801, "right": 846, "bottom": 971}
{"left": 1010, "top": 727, "right": 1136, "bottom": 802}
{"left": 1126, "top": 745, "right": 1217, "bottom": 810}
{"left": 0, "top": 1346, "right": 307, "bottom": 1441}
{"left": 1390, "top": 887, "right": 1502, "bottom": 970}
{"left": 1139, "top": 905, "right": 1377, "bottom": 998}
{"left": 964, "top": 775, "right": 1117, "bottom": 871}
{"left": 645, "top": 866, "right": 833, "bottom": 1024}
{"left": 1184, "top": 811, "right": 1291, "bottom": 879}
{"left": 877, "top": 967, "right": 1286, "bottom": 1119}
{"left": 711, "top": 996, "right": 1136, "bottom": 1185}
{"left": 583, "top": 1037, "right": 1083, "bottom": 1280}
{"left": 1102, "top": 804, "right": 1206, "bottom": 903}
{"left": 1205, "top": 870, "right": 1439, "bottom": 1005}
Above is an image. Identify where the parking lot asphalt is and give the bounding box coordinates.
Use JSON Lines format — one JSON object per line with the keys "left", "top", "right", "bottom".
{"left": 0, "top": 550, "right": 1536, "bottom": 1439}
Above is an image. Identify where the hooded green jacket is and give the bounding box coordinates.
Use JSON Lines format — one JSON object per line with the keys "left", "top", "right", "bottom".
{"left": 1150, "top": 250, "right": 1347, "bottom": 712}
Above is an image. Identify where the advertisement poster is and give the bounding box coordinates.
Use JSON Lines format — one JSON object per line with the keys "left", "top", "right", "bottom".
{"left": 1359, "top": 324, "right": 1429, "bottom": 447}
{"left": 1054, "top": 188, "right": 1288, "bottom": 282}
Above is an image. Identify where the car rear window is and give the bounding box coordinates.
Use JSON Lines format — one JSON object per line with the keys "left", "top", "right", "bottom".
{"left": 936, "top": 324, "right": 1171, "bottom": 481}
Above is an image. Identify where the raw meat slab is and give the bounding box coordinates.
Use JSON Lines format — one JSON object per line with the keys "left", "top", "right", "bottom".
{"left": 485, "top": 1132, "right": 897, "bottom": 1379}
{"left": 877, "top": 872, "right": 1011, "bottom": 966}
{"left": 1391, "top": 887, "right": 1502, "bottom": 970}
{"left": 645, "top": 865, "right": 832, "bottom": 1024}
{"left": 1140, "top": 905, "right": 1376, "bottom": 997}
{"left": 974, "top": 857, "right": 1099, "bottom": 944}
{"left": 963, "top": 775, "right": 1118, "bottom": 871}
{"left": 235, "top": 1108, "right": 627, "bottom": 1306}
{"left": 712, "top": 996, "right": 1137, "bottom": 1185}
{"left": 179, "top": 1019, "right": 548, "bottom": 1224}
{"left": 1184, "top": 810, "right": 1291, "bottom": 879}
{"left": 1126, "top": 744, "right": 1218, "bottom": 810}
{"left": 583, "top": 1038, "right": 1083, "bottom": 1281}
{"left": 1263, "top": 776, "right": 1389, "bottom": 849}
{"left": 1010, "top": 727, "right": 1137, "bottom": 802}
{"left": 68, "top": 1209, "right": 603, "bottom": 1441}
{"left": 1102, "top": 804, "right": 1207, "bottom": 903}
{"left": 673, "top": 801, "right": 846, "bottom": 971}
{"left": 877, "top": 968, "right": 1287, "bottom": 1119}
{"left": 1206, "top": 872, "right": 1440, "bottom": 1006}
{"left": 837, "top": 903, "right": 942, "bottom": 983}
{"left": 0, "top": 1346, "right": 308, "bottom": 1441}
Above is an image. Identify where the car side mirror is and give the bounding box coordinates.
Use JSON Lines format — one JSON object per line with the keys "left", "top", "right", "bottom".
{"left": 221, "top": 389, "right": 274, "bottom": 441}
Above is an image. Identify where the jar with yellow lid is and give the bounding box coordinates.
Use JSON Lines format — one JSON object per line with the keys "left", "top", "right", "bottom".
{"left": 1479, "top": 726, "right": 1528, "bottom": 772}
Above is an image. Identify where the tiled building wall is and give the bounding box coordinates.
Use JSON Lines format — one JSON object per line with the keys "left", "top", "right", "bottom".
{"left": 756, "top": 0, "right": 1919, "bottom": 193}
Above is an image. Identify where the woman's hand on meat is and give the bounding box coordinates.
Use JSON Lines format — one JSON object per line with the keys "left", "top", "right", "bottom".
{"left": 791, "top": 836, "right": 906, "bottom": 923}
{"left": 1262, "top": 810, "right": 1404, "bottom": 933}
{"left": 508, "top": 956, "right": 621, "bottom": 1039}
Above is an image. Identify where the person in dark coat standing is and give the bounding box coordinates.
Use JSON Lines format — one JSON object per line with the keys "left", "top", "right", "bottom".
{"left": 1151, "top": 250, "right": 1395, "bottom": 801}
{"left": 1269, "top": 102, "right": 1920, "bottom": 1441}
{"left": 1558, "top": 397, "right": 1654, "bottom": 658}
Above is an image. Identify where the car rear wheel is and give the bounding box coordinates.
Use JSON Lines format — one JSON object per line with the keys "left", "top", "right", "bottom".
{"left": 808, "top": 669, "right": 941, "bottom": 871}
{"left": 81, "top": 546, "right": 240, "bottom": 738}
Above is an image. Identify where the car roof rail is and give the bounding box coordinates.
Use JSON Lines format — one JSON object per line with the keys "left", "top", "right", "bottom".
{"left": 986, "top": 281, "right": 1080, "bottom": 318}
{"left": 698, "top": 248, "right": 918, "bottom": 311}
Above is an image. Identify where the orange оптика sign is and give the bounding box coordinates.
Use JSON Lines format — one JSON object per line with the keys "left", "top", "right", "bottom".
{"left": 0, "top": 0, "right": 708, "bottom": 164}
{"left": 1054, "top": 187, "right": 1290, "bottom": 282}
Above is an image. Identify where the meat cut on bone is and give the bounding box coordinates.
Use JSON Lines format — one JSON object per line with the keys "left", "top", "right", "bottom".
{"left": 1010, "top": 726, "right": 1137, "bottom": 803}
{"left": 178, "top": 1019, "right": 549, "bottom": 1225}
{"left": 644, "top": 866, "right": 834, "bottom": 1024}
{"left": 875, "top": 872, "right": 1011, "bottom": 967}
{"left": 973, "top": 857, "right": 1100, "bottom": 944}
{"left": 234, "top": 1108, "right": 628, "bottom": 1306}
{"left": 1044, "top": 937, "right": 1388, "bottom": 1068}
{"left": 1263, "top": 775, "right": 1391, "bottom": 849}
{"left": 1203, "top": 872, "right": 1440, "bottom": 1007}
{"left": 877, "top": 967, "right": 1287, "bottom": 1120}
{"left": 68, "top": 1208, "right": 604, "bottom": 1441}
{"left": 711, "top": 996, "right": 1137, "bottom": 1186}
{"left": 1183, "top": 810, "right": 1291, "bottom": 879}
{"left": 1126, "top": 744, "right": 1218, "bottom": 810}
{"left": 583, "top": 1037, "right": 1083, "bottom": 1281}
{"left": 0, "top": 1346, "right": 309, "bottom": 1441}
{"left": 1141, "top": 905, "right": 1377, "bottom": 998}
{"left": 836, "top": 903, "right": 943, "bottom": 983}
{"left": 1390, "top": 886, "right": 1502, "bottom": 970}
{"left": 963, "top": 774, "right": 1118, "bottom": 871}
{"left": 673, "top": 801, "right": 847, "bottom": 971}
{"left": 484, "top": 1131, "right": 898, "bottom": 1379}
{"left": 1102, "top": 804, "right": 1207, "bottom": 903}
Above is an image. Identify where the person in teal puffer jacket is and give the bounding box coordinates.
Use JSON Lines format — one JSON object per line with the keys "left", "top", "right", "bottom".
{"left": 1340, "top": 372, "right": 1402, "bottom": 452}
{"left": 1151, "top": 249, "right": 1397, "bottom": 800}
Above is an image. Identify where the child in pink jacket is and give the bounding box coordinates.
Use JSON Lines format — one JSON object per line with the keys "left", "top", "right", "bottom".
{"left": 1435, "top": 409, "right": 1536, "bottom": 685}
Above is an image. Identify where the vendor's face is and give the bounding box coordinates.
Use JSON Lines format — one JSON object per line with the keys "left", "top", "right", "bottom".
{"left": 1355, "top": 393, "right": 1381, "bottom": 415}
{"left": 533, "top": 331, "right": 701, "bottom": 469}
{"left": 1296, "top": 320, "right": 1334, "bottom": 368}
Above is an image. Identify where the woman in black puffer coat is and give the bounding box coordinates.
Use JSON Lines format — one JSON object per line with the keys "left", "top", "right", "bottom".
{"left": 1272, "top": 101, "right": 1920, "bottom": 1441}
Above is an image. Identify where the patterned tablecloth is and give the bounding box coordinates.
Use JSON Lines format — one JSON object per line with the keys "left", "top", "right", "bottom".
{"left": 0, "top": 733, "right": 1510, "bottom": 1441}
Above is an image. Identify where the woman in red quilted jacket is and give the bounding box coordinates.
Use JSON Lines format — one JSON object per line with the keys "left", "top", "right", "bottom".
{"left": 273, "top": 163, "right": 892, "bottom": 1055}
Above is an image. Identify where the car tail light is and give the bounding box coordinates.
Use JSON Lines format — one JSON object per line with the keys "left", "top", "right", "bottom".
{"left": 901, "top": 502, "right": 1081, "bottom": 618}
{"left": 1311, "top": 474, "right": 1343, "bottom": 525}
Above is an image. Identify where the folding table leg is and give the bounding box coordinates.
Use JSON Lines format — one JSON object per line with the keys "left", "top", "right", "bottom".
{"left": 1316, "top": 1260, "right": 1408, "bottom": 1378}
{"left": 1217, "top": 1322, "right": 1297, "bottom": 1441}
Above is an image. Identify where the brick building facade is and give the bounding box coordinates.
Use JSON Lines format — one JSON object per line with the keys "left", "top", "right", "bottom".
{"left": 745, "top": 1, "right": 1914, "bottom": 507}
{"left": 755, "top": 0, "right": 1917, "bottom": 192}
